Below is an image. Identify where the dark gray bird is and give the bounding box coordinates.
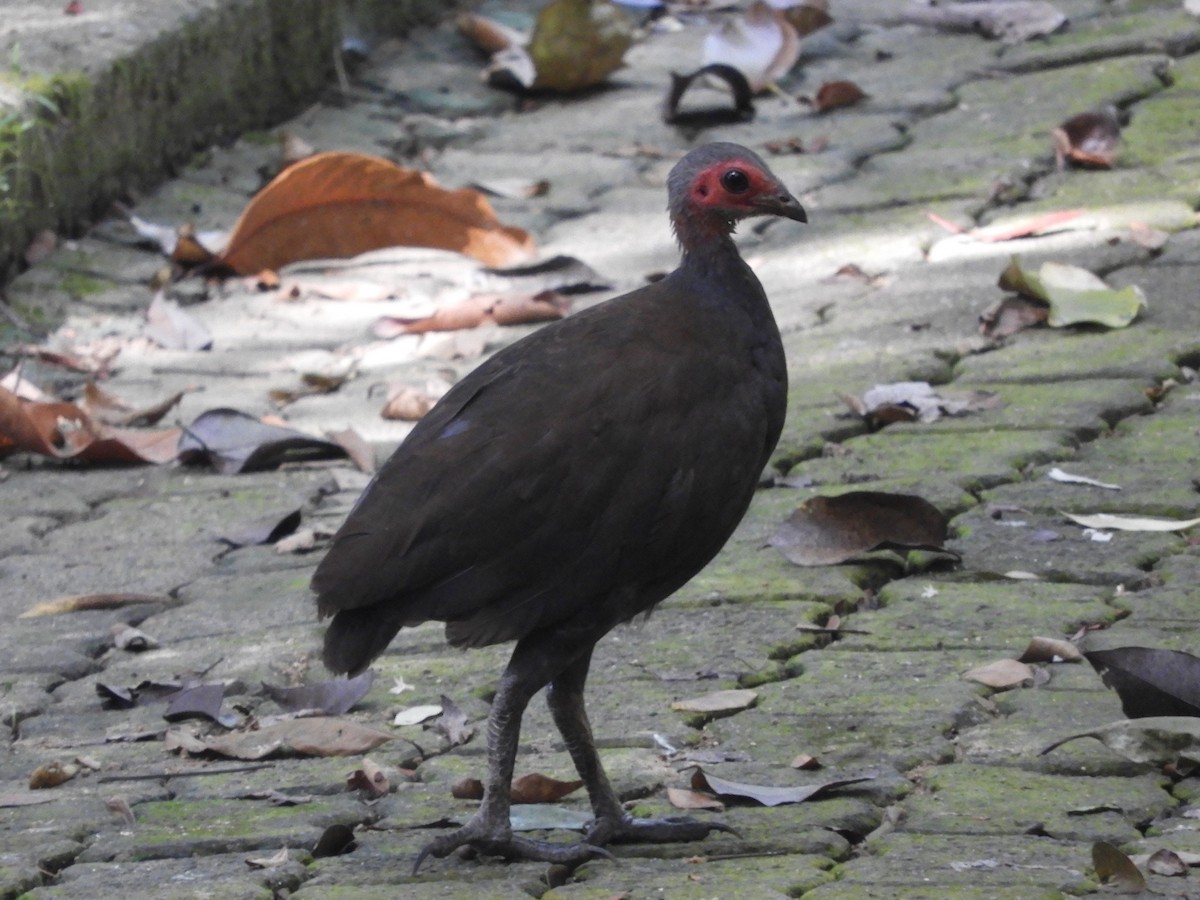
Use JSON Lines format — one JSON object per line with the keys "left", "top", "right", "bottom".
{"left": 312, "top": 142, "right": 805, "bottom": 868}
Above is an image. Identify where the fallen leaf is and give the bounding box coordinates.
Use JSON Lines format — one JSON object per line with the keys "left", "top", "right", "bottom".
{"left": 886, "top": 1, "right": 1067, "bottom": 43}
{"left": 145, "top": 292, "right": 213, "bottom": 350}
{"left": 380, "top": 384, "right": 442, "bottom": 421}
{"left": 978, "top": 295, "right": 1049, "bottom": 338}
{"left": 1061, "top": 511, "right": 1200, "bottom": 532}
{"left": 481, "top": 254, "right": 611, "bottom": 295}
{"left": 671, "top": 689, "right": 758, "bottom": 717}
{"left": 1053, "top": 107, "right": 1122, "bottom": 170}
{"left": 470, "top": 177, "right": 550, "bottom": 200}
{"left": 81, "top": 382, "right": 186, "bottom": 428}
{"left": 29, "top": 761, "right": 78, "bottom": 789}
{"left": 456, "top": 12, "right": 527, "bottom": 54}
{"left": 393, "top": 704, "right": 443, "bottom": 727}
{"left": 690, "top": 768, "right": 874, "bottom": 807}
{"left": 371, "top": 290, "right": 570, "bottom": 336}
{"left": 1084, "top": 647, "right": 1200, "bottom": 719}
{"left": 1146, "top": 848, "right": 1188, "bottom": 876}
{"left": 245, "top": 847, "right": 290, "bottom": 869}
{"left": 1041, "top": 716, "right": 1200, "bottom": 767}
{"left": 312, "top": 823, "right": 357, "bottom": 858}
{"left": 216, "top": 152, "right": 535, "bottom": 274}
{"left": 163, "top": 683, "right": 239, "bottom": 728}
{"left": 346, "top": 757, "right": 390, "bottom": 797}
{"left": 1046, "top": 467, "right": 1120, "bottom": 490}
{"left": 1019, "top": 637, "right": 1082, "bottom": 664}
{"left": 804, "top": 80, "right": 867, "bottom": 113}
{"left": 528, "top": 0, "right": 633, "bottom": 92}
{"left": 790, "top": 754, "right": 822, "bottom": 770}
{"left": 432, "top": 695, "right": 474, "bottom": 748}
{"left": 511, "top": 773, "right": 584, "bottom": 804}
{"left": 962, "top": 659, "right": 1036, "bottom": 690}
{"left": 998, "top": 257, "right": 1146, "bottom": 329}
{"left": 664, "top": 64, "right": 755, "bottom": 127}
{"left": 702, "top": 1, "right": 799, "bottom": 93}
{"left": 263, "top": 671, "right": 375, "bottom": 716}
{"left": 326, "top": 427, "right": 376, "bottom": 475}
{"left": 219, "top": 508, "right": 302, "bottom": 547}
{"left": 771, "top": 491, "right": 953, "bottom": 566}
{"left": 111, "top": 622, "right": 159, "bottom": 652}
{"left": 198, "top": 717, "right": 394, "bottom": 759}
{"left": 177, "top": 408, "right": 347, "bottom": 474}
{"left": 848, "top": 381, "right": 1000, "bottom": 426}
{"left": 106, "top": 796, "right": 135, "bottom": 825}
{"left": 667, "top": 786, "right": 725, "bottom": 811}
{"left": 782, "top": 1, "right": 833, "bottom": 37}
{"left": 21, "top": 592, "right": 173, "bottom": 618}
{"left": 1092, "top": 841, "right": 1147, "bottom": 893}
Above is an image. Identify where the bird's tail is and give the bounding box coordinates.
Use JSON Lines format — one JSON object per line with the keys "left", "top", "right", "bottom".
{"left": 322, "top": 604, "right": 405, "bottom": 675}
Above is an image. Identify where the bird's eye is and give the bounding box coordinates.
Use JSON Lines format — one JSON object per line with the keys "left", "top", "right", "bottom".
{"left": 721, "top": 169, "right": 751, "bottom": 193}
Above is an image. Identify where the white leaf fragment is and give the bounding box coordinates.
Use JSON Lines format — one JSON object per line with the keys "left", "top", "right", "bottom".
{"left": 1047, "top": 467, "right": 1121, "bottom": 490}
{"left": 1062, "top": 511, "right": 1200, "bottom": 532}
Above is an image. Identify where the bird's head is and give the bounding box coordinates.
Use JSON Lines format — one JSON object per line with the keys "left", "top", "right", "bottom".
{"left": 668, "top": 143, "right": 806, "bottom": 248}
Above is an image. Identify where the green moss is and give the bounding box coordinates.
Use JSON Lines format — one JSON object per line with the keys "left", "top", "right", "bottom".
{"left": 59, "top": 271, "right": 111, "bottom": 297}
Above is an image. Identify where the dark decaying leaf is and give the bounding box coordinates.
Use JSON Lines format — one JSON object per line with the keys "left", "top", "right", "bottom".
{"left": 770, "top": 491, "right": 954, "bottom": 566}
{"left": 690, "top": 767, "right": 874, "bottom": 807}
{"left": 432, "top": 695, "right": 475, "bottom": 747}
{"left": 219, "top": 508, "right": 302, "bottom": 548}
{"left": 96, "top": 681, "right": 138, "bottom": 710}
{"left": 1084, "top": 647, "right": 1200, "bottom": 719}
{"left": 1092, "top": 841, "right": 1147, "bottom": 893}
{"left": 312, "top": 823, "right": 357, "bottom": 858}
{"left": 481, "top": 254, "right": 612, "bottom": 295}
{"left": 1053, "top": 107, "right": 1122, "bottom": 170}
{"left": 664, "top": 64, "right": 755, "bottom": 128}
{"left": 1146, "top": 848, "right": 1188, "bottom": 877}
{"left": 177, "top": 408, "right": 347, "bottom": 474}
{"left": 263, "top": 670, "right": 375, "bottom": 716}
{"left": 978, "top": 295, "right": 1049, "bottom": 338}
{"left": 163, "top": 683, "right": 239, "bottom": 728}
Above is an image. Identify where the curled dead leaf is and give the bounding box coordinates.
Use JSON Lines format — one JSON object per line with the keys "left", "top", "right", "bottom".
{"left": 962, "top": 659, "right": 1036, "bottom": 691}
{"left": 703, "top": 1, "right": 800, "bottom": 94}
{"left": 804, "top": 80, "right": 867, "bottom": 113}
{"left": 217, "top": 152, "right": 535, "bottom": 274}
{"left": 1053, "top": 107, "right": 1122, "bottom": 171}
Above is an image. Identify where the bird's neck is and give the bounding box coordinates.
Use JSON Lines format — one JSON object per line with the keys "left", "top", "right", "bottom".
{"left": 673, "top": 213, "right": 740, "bottom": 271}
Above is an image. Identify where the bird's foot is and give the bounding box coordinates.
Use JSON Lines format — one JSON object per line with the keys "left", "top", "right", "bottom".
{"left": 587, "top": 813, "right": 738, "bottom": 847}
{"left": 413, "top": 821, "right": 613, "bottom": 874}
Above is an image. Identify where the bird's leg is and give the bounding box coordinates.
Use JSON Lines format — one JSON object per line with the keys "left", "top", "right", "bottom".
{"left": 414, "top": 636, "right": 611, "bottom": 872}
{"left": 546, "top": 650, "right": 736, "bottom": 848}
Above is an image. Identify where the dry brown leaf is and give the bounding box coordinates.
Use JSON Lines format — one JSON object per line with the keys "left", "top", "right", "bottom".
{"left": 1053, "top": 107, "right": 1122, "bottom": 171}
{"left": 1093, "top": 841, "right": 1147, "bottom": 892}
{"left": 1019, "top": 636, "right": 1082, "bottom": 664}
{"left": 783, "top": 1, "right": 833, "bottom": 37}
{"left": 667, "top": 786, "right": 725, "bottom": 811}
{"left": 962, "top": 659, "right": 1035, "bottom": 690}
{"left": 346, "top": 757, "right": 390, "bottom": 797}
{"left": 29, "top": 760, "right": 78, "bottom": 789}
{"left": 978, "top": 295, "right": 1049, "bottom": 338}
{"left": 671, "top": 689, "right": 758, "bottom": 716}
{"left": 510, "top": 773, "right": 584, "bottom": 804}
{"left": 198, "top": 718, "right": 393, "bottom": 760}
{"left": 21, "top": 592, "right": 173, "bottom": 618}
{"left": 372, "top": 290, "right": 570, "bottom": 336}
{"left": 806, "top": 80, "right": 867, "bottom": 113}
{"left": 217, "top": 152, "right": 535, "bottom": 274}
{"left": 81, "top": 382, "right": 186, "bottom": 427}
{"left": 381, "top": 384, "right": 446, "bottom": 421}
{"left": 790, "top": 754, "right": 822, "bottom": 770}
{"left": 457, "top": 12, "right": 527, "bottom": 54}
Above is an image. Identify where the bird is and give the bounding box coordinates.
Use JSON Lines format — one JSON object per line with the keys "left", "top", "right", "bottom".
{"left": 311, "top": 141, "right": 806, "bottom": 869}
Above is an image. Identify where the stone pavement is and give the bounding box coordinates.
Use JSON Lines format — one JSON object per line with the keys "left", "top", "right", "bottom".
{"left": 3, "top": 0, "right": 1200, "bottom": 897}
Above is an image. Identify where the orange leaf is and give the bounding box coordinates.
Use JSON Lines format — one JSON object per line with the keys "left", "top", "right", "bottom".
{"left": 809, "top": 80, "right": 867, "bottom": 113}
{"left": 510, "top": 773, "right": 583, "bottom": 804}
{"left": 217, "top": 152, "right": 535, "bottom": 274}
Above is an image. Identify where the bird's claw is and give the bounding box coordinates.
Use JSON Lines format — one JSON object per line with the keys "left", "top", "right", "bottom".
{"left": 413, "top": 826, "right": 613, "bottom": 874}
{"left": 587, "top": 814, "right": 740, "bottom": 846}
